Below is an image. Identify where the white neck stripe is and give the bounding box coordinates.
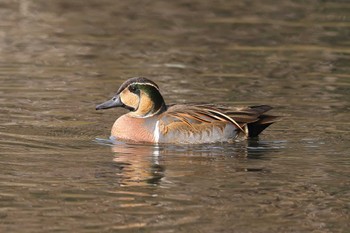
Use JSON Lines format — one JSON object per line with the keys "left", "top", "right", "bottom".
{"left": 154, "top": 120, "right": 160, "bottom": 143}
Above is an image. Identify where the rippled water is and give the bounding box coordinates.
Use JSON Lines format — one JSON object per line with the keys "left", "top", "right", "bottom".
{"left": 0, "top": 0, "right": 349, "bottom": 232}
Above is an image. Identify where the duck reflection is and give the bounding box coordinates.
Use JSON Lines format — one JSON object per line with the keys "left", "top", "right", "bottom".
{"left": 111, "top": 143, "right": 164, "bottom": 186}
{"left": 108, "top": 139, "right": 285, "bottom": 187}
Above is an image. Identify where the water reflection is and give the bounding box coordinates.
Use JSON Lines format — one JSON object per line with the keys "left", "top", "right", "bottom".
{"left": 105, "top": 139, "right": 286, "bottom": 187}
{"left": 111, "top": 144, "right": 164, "bottom": 186}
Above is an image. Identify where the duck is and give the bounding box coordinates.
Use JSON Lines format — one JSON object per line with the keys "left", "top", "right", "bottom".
{"left": 96, "top": 77, "right": 280, "bottom": 144}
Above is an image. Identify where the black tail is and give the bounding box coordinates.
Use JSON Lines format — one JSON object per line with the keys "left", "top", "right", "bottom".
{"left": 240, "top": 105, "right": 280, "bottom": 137}
{"left": 247, "top": 114, "right": 281, "bottom": 137}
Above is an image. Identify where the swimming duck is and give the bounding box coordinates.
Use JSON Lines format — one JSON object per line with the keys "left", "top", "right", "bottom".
{"left": 96, "top": 77, "right": 280, "bottom": 144}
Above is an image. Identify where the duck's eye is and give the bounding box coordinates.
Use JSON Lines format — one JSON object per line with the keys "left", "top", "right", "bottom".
{"left": 128, "top": 85, "right": 137, "bottom": 93}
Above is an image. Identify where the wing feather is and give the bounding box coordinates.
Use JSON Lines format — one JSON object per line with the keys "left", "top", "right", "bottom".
{"left": 161, "top": 104, "right": 246, "bottom": 135}
{"left": 160, "top": 103, "right": 280, "bottom": 138}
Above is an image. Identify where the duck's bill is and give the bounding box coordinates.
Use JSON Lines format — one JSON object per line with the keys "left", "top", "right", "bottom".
{"left": 96, "top": 95, "right": 123, "bottom": 110}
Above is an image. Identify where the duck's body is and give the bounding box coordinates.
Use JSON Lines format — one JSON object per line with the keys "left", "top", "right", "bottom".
{"left": 96, "top": 77, "right": 280, "bottom": 144}
{"left": 111, "top": 105, "right": 238, "bottom": 144}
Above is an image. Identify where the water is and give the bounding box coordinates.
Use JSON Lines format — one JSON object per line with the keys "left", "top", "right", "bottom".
{"left": 1, "top": 0, "right": 349, "bottom": 232}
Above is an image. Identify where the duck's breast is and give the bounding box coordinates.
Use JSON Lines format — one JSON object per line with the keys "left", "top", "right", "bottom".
{"left": 111, "top": 115, "right": 157, "bottom": 143}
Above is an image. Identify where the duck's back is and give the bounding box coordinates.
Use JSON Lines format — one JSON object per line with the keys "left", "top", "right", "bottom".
{"left": 156, "top": 104, "right": 240, "bottom": 144}
{"left": 156, "top": 104, "right": 280, "bottom": 144}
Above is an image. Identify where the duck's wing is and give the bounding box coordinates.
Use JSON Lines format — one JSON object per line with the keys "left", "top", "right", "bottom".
{"left": 171, "top": 104, "right": 281, "bottom": 137}
{"left": 217, "top": 104, "right": 281, "bottom": 137}
{"left": 161, "top": 104, "right": 246, "bottom": 135}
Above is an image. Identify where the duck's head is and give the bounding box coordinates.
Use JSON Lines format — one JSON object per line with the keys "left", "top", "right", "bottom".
{"left": 96, "top": 77, "right": 166, "bottom": 118}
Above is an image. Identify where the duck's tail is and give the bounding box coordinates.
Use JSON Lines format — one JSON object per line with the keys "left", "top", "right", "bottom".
{"left": 244, "top": 105, "right": 281, "bottom": 137}
{"left": 228, "top": 105, "right": 281, "bottom": 138}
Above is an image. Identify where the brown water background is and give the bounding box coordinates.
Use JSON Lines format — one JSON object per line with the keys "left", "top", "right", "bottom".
{"left": 0, "top": 0, "right": 349, "bottom": 232}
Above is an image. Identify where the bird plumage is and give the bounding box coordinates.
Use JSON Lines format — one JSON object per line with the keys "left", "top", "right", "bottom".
{"left": 96, "top": 77, "right": 280, "bottom": 144}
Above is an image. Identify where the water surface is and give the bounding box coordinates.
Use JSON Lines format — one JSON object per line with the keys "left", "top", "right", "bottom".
{"left": 0, "top": 0, "right": 349, "bottom": 232}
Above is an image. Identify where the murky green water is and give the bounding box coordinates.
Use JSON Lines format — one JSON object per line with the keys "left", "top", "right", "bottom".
{"left": 1, "top": 0, "right": 349, "bottom": 232}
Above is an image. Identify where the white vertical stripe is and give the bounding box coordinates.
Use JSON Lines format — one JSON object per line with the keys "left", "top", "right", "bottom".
{"left": 154, "top": 120, "right": 160, "bottom": 143}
